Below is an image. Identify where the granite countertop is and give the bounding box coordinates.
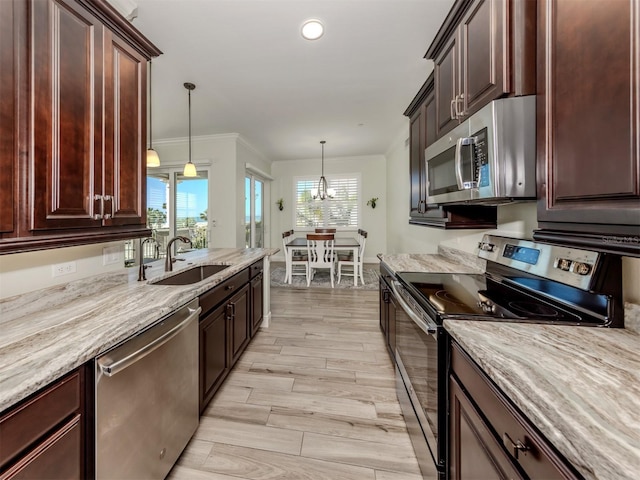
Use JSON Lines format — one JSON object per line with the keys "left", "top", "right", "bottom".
{"left": 445, "top": 320, "right": 640, "bottom": 480}
{"left": 377, "top": 245, "right": 485, "bottom": 275}
{"left": 0, "top": 247, "right": 278, "bottom": 412}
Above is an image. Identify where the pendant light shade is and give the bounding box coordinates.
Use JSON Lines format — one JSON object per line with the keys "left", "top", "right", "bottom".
{"left": 311, "top": 140, "right": 335, "bottom": 200}
{"left": 183, "top": 82, "right": 197, "bottom": 177}
{"left": 146, "top": 59, "right": 160, "bottom": 167}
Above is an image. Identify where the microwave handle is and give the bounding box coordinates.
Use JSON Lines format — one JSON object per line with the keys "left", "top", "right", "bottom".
{"left": 455, "top": 137, "right": 476, "bottom": 190}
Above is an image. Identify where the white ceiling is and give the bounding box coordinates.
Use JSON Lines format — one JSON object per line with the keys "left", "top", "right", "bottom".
{"left": 129, "top": 0, "right": 455, "bottom": 161}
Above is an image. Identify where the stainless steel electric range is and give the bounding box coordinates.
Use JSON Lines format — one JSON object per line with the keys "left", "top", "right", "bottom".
{"left": 389, "top": 234, "right": 624, "bottom": 479}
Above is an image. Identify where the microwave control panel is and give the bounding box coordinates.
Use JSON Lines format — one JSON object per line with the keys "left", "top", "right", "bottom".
{"left": 472, "top": 127, "right": 489, "bottom": 187}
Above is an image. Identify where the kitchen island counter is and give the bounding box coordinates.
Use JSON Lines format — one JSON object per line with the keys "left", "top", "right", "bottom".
{"left": 0, "top": 248, "right": 278, "bottom": 412}
{"left": 445, "top": 319, "right": 640, "bottom": 480}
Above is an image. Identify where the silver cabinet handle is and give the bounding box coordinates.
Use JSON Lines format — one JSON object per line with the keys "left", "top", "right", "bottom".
{"left": 456, "top": 93, "right": 465, "bottom": 118}
{"left": 450, "top": 97, "right": 457, "bottom": 120}
{"left": 94, "top": 194, "right": 104, "bottom": 220}
{"left": 390, "top": 280, "right": 437, "bottom": 335}
{"left": 98, "top": 305, "right": 201, "bottom": 377}
{"left": 103, "top": 195, "right": 113, "bottom": 219}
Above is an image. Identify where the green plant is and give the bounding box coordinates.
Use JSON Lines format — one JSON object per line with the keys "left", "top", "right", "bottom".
{"left": 366, "top": 197, "right": 379, "bottom": 209}
{"left": 276, "top": 198, "right": 284, "bottom": 211}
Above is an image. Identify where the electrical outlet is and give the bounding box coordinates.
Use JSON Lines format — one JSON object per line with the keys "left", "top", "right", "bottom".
{"left": 103, "top": 246, "right": 122, "bottom": 265}
{"left": 52, "top": 261, "right": 77, "bottom": 277}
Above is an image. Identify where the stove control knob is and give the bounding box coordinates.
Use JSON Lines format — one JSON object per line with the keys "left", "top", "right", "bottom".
{"left": 477, "top": 300, "right": 495, "bottom": 314}
{"left": 478, "top": 241, "right": 495, "bottom": 252}
{"left": 570, "top": 262, "right": 592, "bottom": 276}
{"left": 553, "top": 257, "right": 572, "bottom": 271}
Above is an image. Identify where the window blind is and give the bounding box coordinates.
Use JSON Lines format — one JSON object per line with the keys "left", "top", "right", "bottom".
{"left": 294, "top": 175, "right": 359, "bottom": 228}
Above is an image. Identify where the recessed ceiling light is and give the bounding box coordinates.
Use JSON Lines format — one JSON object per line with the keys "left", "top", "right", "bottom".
{"left": 301, "top": 19, "right": 324, "bottom": 40}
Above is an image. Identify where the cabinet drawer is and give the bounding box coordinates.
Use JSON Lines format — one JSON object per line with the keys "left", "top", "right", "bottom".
{"left": 249, "top": 260, "right": 263, "bottom": 279}
{"left": 0, "top": 415, "right": 82, "bottom": 480}
{"left": 200, "top": 268, "right": 250, "bottom": 315}
{"left": 0, "top": 370, "right": 80, "bottom": 469}
{"left": 451, "top": 342, "right": 580, "bottom": 479}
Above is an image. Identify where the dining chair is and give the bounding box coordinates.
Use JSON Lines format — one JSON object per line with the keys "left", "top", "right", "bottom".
{"left": 314, "top": 228, "right": 336, "bottom": 234}
{"left": 306, "top": 233, "right": 335, "bottom": 288}
{"left": 282, "top": 231, "right": 293, "bottom": 282}
{"left": 338, "top": 230, "right": 367, "bottom": 285}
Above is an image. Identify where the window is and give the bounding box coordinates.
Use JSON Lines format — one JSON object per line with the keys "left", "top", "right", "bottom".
{"left": 294, "top": 174, "right": 360, "bottom": 228}
{"left": 124, "top": 168, "right": 209, "bottom": 266}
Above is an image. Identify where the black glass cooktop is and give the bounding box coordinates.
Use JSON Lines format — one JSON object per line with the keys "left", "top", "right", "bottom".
{"left": 396, "top": 272, "right": 608, "bottom": 326}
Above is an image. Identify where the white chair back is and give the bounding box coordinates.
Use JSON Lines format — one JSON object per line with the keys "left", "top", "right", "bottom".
{"left": 306, "top": 233, "right": 335, "bottom": 287}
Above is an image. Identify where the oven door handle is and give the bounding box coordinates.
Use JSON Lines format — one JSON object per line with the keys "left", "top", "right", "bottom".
{"left": 390, "top": 281, "right": 438, "bottom": 335}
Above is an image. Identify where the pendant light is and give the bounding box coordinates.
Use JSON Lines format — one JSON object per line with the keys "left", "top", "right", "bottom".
{"left": 183, "top": 82, "right": 197, "bottom": 177}
{"left": 311, "top": 140, "right": 335, "bottom": 200}
{"left": 146, "top": 59, "right": 160, "bottom": 167}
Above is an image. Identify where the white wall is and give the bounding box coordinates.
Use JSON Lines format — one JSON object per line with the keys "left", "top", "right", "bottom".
{"left": 0, "top": 241, "right": 128, "bottom": 299}
{"left": 270, "top": 154, "right": 387, "bottom": 263}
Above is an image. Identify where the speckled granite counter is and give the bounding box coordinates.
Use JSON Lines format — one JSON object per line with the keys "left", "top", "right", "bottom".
{"left": 445, "top": 320, "right": 640, "bottom": 480}
{"left": 0, "top": 247, "right": 278, "bottom": 412}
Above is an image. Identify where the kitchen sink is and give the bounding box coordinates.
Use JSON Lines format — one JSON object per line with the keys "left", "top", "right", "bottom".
{"left": 151, "top": 264, "right": 230, "bottom": 285}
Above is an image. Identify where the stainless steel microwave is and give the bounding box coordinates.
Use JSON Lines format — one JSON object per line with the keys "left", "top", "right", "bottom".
{"left": 424, "top": 95, "right": 536, "bottom": 205}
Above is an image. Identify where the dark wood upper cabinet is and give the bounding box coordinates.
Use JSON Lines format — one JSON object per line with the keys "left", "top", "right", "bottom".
{"left": 0, "top": 0, "right": 17, "bottom": 235}
{"left": 103, "top": 30, "right": 146, "bottom": 227}
{"left": 0, "top": 0, "right": 161, "bottom": 254}
{"left": 427, "top": 0, "right": 535, "bottom": 138}
{"left": 30, "top": 0, "right": 104, "bottom": 231}
{"left": 534, "top": 0, "right": 640, "bottom": 256}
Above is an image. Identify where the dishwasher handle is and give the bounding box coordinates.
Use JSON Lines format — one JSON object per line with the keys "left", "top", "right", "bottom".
{"left": 99, "top": 303, "right": 201, "bottom": 377}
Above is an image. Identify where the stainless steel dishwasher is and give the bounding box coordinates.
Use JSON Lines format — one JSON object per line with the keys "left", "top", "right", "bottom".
{"left": 95, "top": 298, "right": 201, "bottom": 479}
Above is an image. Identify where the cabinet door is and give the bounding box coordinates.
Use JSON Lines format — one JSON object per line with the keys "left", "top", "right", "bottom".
{"left": 378, "top": 278, "right": 388, "bottom": 337}
{"left": 536, "top": 0, "right": 640, "bottom": 243}
{"left": 409, "top": 104, "right": 426, "bottom": 218}
{"left": 0, "top": 0, "right": 17, "bottom": 236}
{"left": 449, "top": 376, "right": 523, "bottom": 480}
{"left": 434, "top": 36, "right": 459, "bottom": 137}
{"left": 459, "top": 0, "right": 507, "bottom": 118}
{"left": 199, "top": 304, "right": 229, "bottom": 412}
{"left": 30, "top": 0, "right": 104, "bottom": 231}
{"left": 250, "top": 273, "right": 263, "bottom": 337}
{"left": 387, "top": 290, "right": 397, "bottom": 360}
{"left": 103, "top": 31, "right": 146, "bottom": 227}
{"left": 229, "top": 284, "right": 250, "bottom": 366}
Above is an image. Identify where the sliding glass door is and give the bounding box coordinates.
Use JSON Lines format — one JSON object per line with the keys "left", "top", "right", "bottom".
{"left": 245, "top": 176, "right": 264, "bottom": 248}
{"left": 141, "top": 168, "right": 208, "bottom": 261}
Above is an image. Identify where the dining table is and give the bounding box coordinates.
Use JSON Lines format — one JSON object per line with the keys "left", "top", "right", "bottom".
{"left": 285, "top": 236, "right": 361, "bottom": 286}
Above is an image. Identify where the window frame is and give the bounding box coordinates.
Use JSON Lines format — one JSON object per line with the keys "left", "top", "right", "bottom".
{"left": 292, "top": 173, "right": 361, "bottom": 231}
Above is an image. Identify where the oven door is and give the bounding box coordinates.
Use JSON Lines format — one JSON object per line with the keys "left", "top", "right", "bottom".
{"left": 391, "top": 280, "right": 446, "bottom": 477}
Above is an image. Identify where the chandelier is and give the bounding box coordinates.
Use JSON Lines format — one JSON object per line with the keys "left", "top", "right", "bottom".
{"left": 311, "top": 140, "right": 335, "bottom": 200}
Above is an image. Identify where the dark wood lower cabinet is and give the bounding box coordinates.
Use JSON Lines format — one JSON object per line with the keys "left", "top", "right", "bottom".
{"left": 199, "top": 262, "right": 263, "bottom": 413}
{"left": 250, "top": 272, "right": 263, "bottom": 338}
{"left": 229, "top": 284, "right": 250, "bottom": 367}
{"left": 199, "top": 302, "right": 230, "bottom": 413}
{"left": 378, "top": 263, "right": 397, "bottom": 360}
{"left": 449, "top": 341, "right": 582, "bottom": 480}
{"left": 0, "top": 368, "right": 86, "bottom": 480}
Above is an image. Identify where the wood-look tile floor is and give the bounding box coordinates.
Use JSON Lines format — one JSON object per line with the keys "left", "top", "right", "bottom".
{"left": 168, "top": 287, "right": 434, "bottom": 480}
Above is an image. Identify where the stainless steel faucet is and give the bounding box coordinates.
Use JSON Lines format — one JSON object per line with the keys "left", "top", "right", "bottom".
{"left": 138, "top": 237, "right": 158, "bottom": 281}
{"left": 165, "top": 236, "right": 192, "bottom": 272}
